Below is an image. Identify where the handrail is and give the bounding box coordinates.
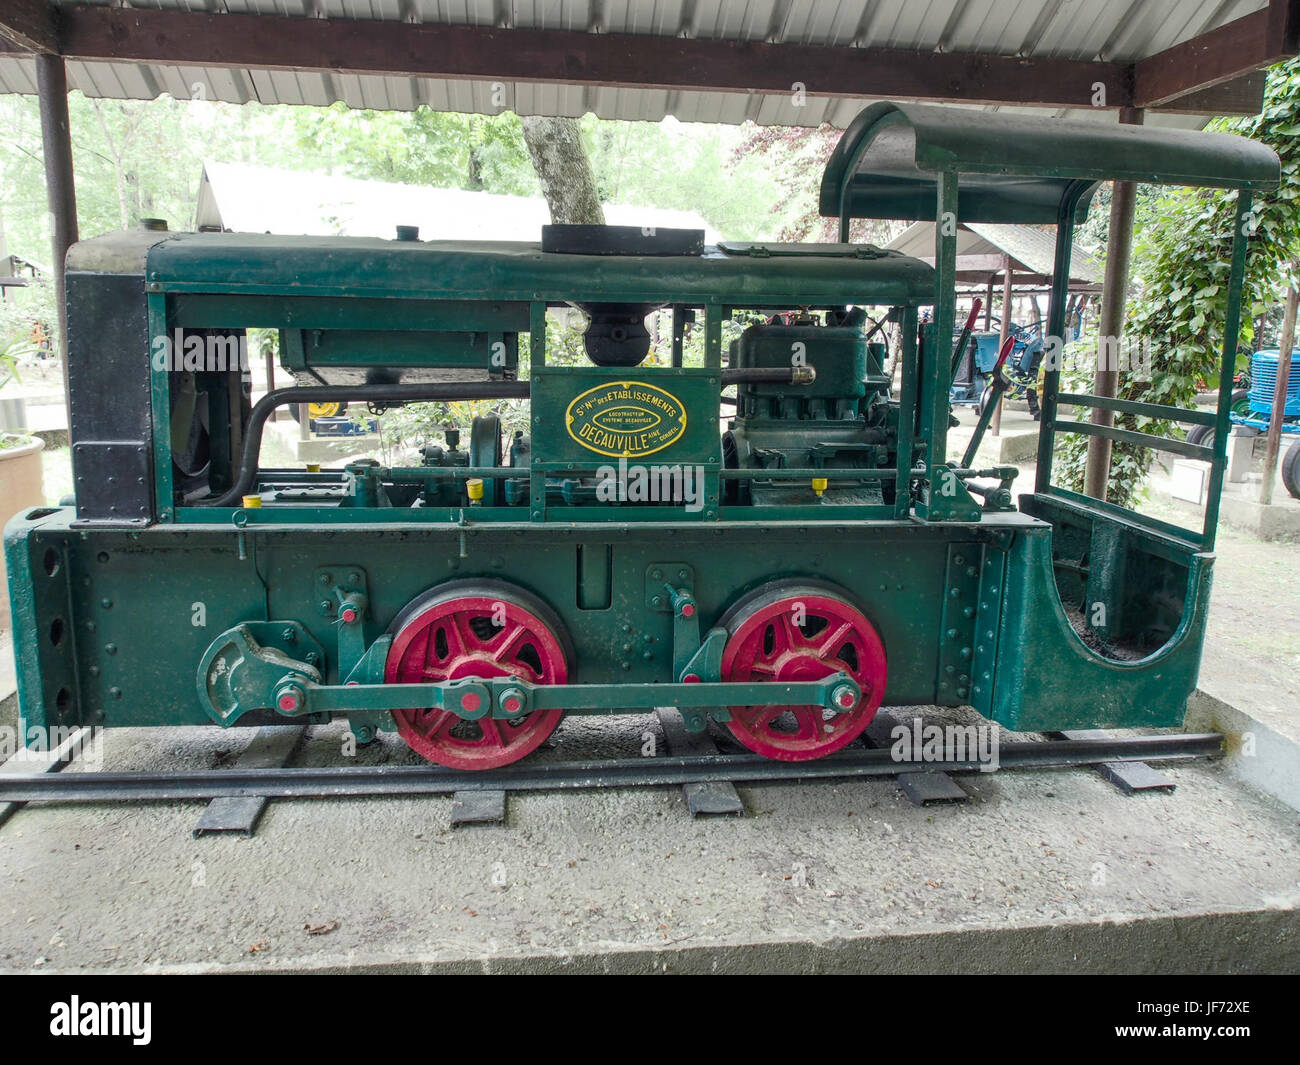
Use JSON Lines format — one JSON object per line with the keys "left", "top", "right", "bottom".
{"left": 1052, "top": 418, "right": 1213, "bottom": 461}
{"left": 1056, "top": 392, "right": 1218, "bottom": 427}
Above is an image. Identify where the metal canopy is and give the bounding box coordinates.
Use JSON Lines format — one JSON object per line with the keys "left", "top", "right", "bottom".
{"left": 821, "top": 101, "right": 1282, "bottom": 225}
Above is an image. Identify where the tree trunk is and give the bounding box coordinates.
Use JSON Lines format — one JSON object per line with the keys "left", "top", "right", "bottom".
{"left": 521, "top": 116, "right": 605, "bottom": 226}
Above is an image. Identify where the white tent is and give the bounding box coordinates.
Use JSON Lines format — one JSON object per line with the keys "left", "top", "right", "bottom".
{"left": 196, "top": 161, "right": 723, "bottom": 243}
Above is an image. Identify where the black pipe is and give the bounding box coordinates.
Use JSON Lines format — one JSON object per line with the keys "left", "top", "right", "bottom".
{"left": 207, "top": 382, "right": 530, "bottom": 508}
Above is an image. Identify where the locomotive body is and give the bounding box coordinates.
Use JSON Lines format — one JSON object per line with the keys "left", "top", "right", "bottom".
{"left": 4, "top": 103, "right": 1280, "bottom": 770}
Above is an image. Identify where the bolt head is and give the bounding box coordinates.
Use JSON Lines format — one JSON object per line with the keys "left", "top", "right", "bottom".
{"left": 460, "top": 691, "right": 481, "bottom": 712}
{"left": 341, "top": 606, "right": 359, "bottom": 623}
{"left": 680, "top": 602, "right": 695, "bottom": 618}
{"left": 278, "top": 692, "right": 299, "bottom": 712}
{"left": 683, "top": 674, "right": 700, "bottom": 684}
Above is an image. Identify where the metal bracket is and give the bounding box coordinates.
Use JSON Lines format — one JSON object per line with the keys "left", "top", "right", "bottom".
{"left": 197, "top": 622, "right": 324, "bottom": 726}
{"left": 676, "top": 627, "right": 730, "bottom": 730}
{"left": 916, "top": 463, "right": 983, "bottom": 522}
{"left": 342, "top": 635, "right": 394, "bottom": 743}
{"left": 646, "top": 563, "right": 694, "bottom": 611}
{"left": 936, "top": 544, "right": 983, "bottom": 705}
{"left": 314, "top": 566, "right": 369, "bottom": 623}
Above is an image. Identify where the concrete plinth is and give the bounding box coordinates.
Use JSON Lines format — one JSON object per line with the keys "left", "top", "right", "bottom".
{"left": 0, "top": 709, "right": 1296, "bottom": 975}
{"left": 1159, "top": 432, "right": 1300, "bottom": 541}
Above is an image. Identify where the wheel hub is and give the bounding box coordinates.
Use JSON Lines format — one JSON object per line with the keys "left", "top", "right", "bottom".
{"left": 720, "top": 583, "right": 887, "bottom": 761}
{"left": 385, "top": 582, "right": 570, "bottom": 770}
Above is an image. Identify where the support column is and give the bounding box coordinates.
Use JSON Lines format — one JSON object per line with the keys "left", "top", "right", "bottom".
{"left": 1260, "top": 275, "right": 1298, "bottom": 506}
{"left": 1084, "top": 107, "right": 1143, "bottom": 501}
{"left": 990, "top": 255, "right": 1013, "bottom": 436}
{"left": 36, "top": 54, "right": 79, "bottom": 402}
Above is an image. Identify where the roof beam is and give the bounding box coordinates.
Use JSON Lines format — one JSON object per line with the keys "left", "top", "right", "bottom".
{"left": 1133, "top": 0, "right": 1299, "bottom": 108}
{"left": 55, "top": 6, "right": 1130, "bottom": 109}
{"left": 0, "top": 0, "right": 59, "bottom": 54}
{"left": 0, "top": 3, "right": 1285, "bottom": 115}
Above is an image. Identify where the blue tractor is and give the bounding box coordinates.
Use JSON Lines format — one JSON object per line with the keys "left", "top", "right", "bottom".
{"left": 950, "top": 317, "right": 1046, "bottom": 419}
{"left": 1191, "top": 349, "right": 1300, "bottom": 498}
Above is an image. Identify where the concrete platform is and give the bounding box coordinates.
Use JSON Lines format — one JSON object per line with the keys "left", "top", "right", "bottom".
{"left": 948, "top": 403, "right": 1039, "bottom": 465}
{"left": 0, "top": 709, "right": 1296, "bottom": 974}
{"left": 264, "top": 420, "right": 382, "bottom": 465}
{"left": 1153, "top": 434, "right": 1300, "bottom": 542}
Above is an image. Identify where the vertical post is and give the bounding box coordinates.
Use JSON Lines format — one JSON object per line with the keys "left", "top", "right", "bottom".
{"left": 1203, "top": 189, "right": 1252, "bottom": 549}
{"left": 1260, "top": 273, "right": 1297, "bottom": 506}
{"left": 264, "top": 344, "right": 278, "bottom": 421}
{"left": 1034, "top": 183, "right": 1088, "bottom": 494}
{"left": 895, "top": 305, "right": 919, "bottom": 517}
{"left": 927, "top": 170, "right": 959, "bottom": 473}
{"left": 35, "top": 54, "right": 79, "bottom": 410}
{"left": 990, "top": 255, "right": 1013, "bottom": 437}
{"left": 983, "top": 275, "right": 994, "bottom": 329}
{"left": 1084, "top": 107, "right": 1143, "bottom": 500}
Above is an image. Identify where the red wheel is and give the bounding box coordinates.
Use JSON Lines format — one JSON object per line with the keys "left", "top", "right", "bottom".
{"left": 720, "top": 580, "right": 887, "bottom": 761}
{"left": 385, "top": 581, "right": 571, "bottom": 770}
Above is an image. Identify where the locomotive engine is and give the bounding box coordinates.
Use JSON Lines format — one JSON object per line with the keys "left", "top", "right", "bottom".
{"left": 3, "top": 102, "right": 1279, "bottom": 775}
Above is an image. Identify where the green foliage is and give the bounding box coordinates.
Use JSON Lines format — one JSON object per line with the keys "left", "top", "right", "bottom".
{"left": 582, "top": 117, "right": 788, "bottom": 240}
{"left": 1056, "top": 59, "right": 1300, "bottom": 506}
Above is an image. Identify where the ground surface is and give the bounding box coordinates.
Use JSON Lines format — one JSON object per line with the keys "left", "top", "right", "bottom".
{"left": 0, "top": 711, "right": 1296, "bottom": 973}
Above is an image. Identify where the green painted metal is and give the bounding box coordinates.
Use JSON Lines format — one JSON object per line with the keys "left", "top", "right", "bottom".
{"left": 4, "top": 100, "right": 1283, "bottom": 760}
{"left": 821, "top": 101, "right": 1280, "bottom": 225}
{"left": 1202, "top": 189, "right": 1253, "bottom": 552}
{"left": 145, "top": 234, "right": 935, "bottom": 307}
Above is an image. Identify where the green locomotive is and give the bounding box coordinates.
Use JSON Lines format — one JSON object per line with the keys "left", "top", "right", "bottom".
{"left": 4, "top": 103, "right": 1278, "bottom": 770}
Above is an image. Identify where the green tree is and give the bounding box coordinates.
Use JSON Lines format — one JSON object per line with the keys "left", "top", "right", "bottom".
{"left": 1056, "top": 59, "right": 1300, "bottom": 506}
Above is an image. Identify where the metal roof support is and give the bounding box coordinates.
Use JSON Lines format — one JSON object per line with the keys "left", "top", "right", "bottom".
{"left": 1034, "top": 182, "right": 1094, "bottom": 494}
{"left": 1202, "top": 189, "right": 1253, "bottom": 549}
{"left": 1259, "top": 272, "right": 1297, "bottom": 506}
{"left": 35, "top": 51, "right": 77, "bottom": 410}
{"left": 1084, "top": 108, "right": 1144, "bottom": 502}
{"left": 990, "top": 254, "right": 1013, "bottom": 438}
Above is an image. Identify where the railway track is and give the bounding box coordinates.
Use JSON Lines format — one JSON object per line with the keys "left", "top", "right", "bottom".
{"left": 0, "top": 731, "right": 1224, "bottom": 804}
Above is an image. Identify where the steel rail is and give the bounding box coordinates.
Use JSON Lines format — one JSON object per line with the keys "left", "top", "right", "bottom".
{"left": 0, "top": 733, "right": 1222, "bottom": 804}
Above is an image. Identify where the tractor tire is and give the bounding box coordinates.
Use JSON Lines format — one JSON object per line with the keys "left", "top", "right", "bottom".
{"left": 1187, "top": 424, "right": 1216, "bottom": 451}
{"left": 1230, "top": 389, "right": 1251, "bottom": 418}
{"left": 1282, "top": 441, "right": 1300, "bottom": 500}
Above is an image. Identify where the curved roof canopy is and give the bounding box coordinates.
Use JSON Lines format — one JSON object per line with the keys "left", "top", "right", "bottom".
{"left": 820, "top": 101, "right": 1282, "bottom": 226}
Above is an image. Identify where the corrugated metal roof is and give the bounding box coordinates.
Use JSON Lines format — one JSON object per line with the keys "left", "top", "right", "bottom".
{"left": 0, "top": 0, "right": 1267, "bottom": 127}
{"left": 885, "top": 220, "right": 1104, "bottom": 282}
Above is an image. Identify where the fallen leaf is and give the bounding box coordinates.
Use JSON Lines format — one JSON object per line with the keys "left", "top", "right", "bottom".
{"left": 304, "top": 921, "right": 339, "bottom": 936}
{"left": 249, "top": 939, "right": 269, "bottom": 954}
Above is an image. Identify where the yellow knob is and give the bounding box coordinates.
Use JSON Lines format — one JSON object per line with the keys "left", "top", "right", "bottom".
{"left": 305, "top": 463, "right": 321, "bottom": 473}
{"left": 466, "top": 478, "right": 484, "bottom": 502}
{"left": 811, "top": 477, "right": 828, "bottom": 498}
{"left": 241, "top": 494, "right": 263, "bottom": 509}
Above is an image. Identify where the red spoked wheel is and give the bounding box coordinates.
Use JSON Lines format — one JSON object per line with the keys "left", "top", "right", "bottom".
{"left": 385, "top": 580, "right": 572, "bottom": 770}
{"left": 719, "top": 580, "right": 887, "bottom": 761}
